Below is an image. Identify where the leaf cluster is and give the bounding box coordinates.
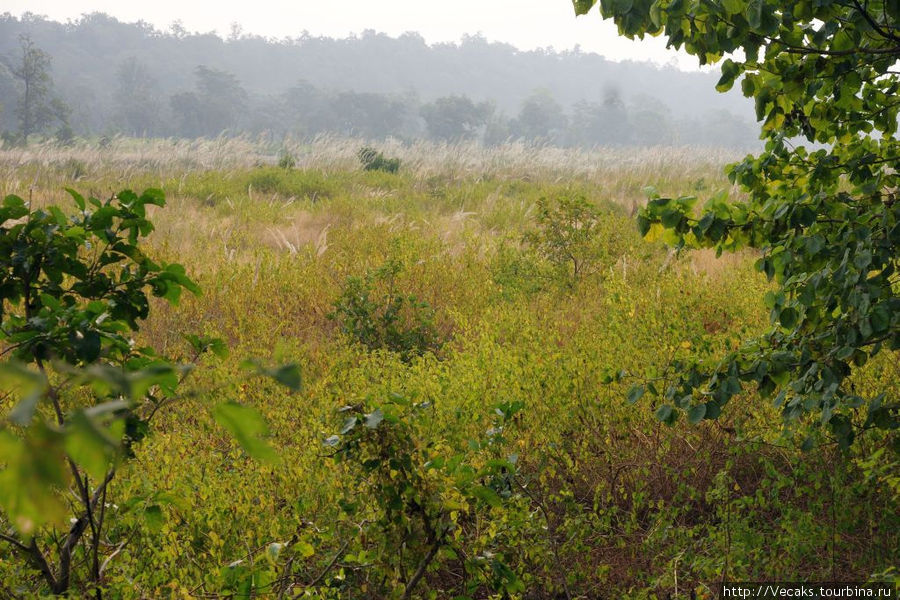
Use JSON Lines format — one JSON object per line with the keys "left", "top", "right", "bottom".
{"left": 575, "top": 0, "right": 900, "bottom": 447}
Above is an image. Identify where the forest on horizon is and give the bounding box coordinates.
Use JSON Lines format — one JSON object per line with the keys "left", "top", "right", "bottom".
{"left": 0, "top": 12, "right": 759, "bottom": 148}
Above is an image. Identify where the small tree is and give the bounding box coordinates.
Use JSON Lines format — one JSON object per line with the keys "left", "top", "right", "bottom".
{"left": 0, "top": 189, "right": 297, "bottom": 595}
{"left": 11, "top": 35, "right": 68, "bottom": 140}
{"left": 420, "top": 95, "right": 493, "bottom": 141}
{"left": 510, "top": 90, "right": 568, "bottom": 144}
{"left": 524, "top": 195, "right": 604, "bottom": 283}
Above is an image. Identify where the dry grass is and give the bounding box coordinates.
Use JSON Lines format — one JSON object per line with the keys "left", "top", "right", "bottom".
{"left": 0, "top": 135, "right": 744, "bottom": 184}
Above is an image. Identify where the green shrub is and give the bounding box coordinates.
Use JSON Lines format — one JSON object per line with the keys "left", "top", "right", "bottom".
{"left": 358, "top": 146, "right": 401, "bottom": 173}
{"left": 491, "top": 239, "right": 545, "bottom": 299}
{"left": 329, "top": 258, "right": 442, "bottom": 362}
{"left": 246, "top": 167, "right": 333, "bottom": 200}
{"left": 523, "top": 194, "right": 604, "bottom": 284}
{"left": 325, "top": 394, "right": 525, "bottom": 598}
{"left": 277, "top": 149, "right": 296, "bottom": 169}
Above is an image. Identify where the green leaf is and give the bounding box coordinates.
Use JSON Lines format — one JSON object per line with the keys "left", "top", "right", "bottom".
{"left": 470, "top": 485, "right": 503, "bottom": 508}
{"left": 269, "top": 364, "right": 302, "bottom": 391}
{"left": 66, "top": 411, "right": 119, "bottom": 480}
{"left": 144, "top": 504, "right": 165, "bottom": 531}
{"left": 65, "top": 187, "right": 86, "bottom": 211}
{"left": 746, "top": 0, "right": 763, "bottom": 28}
{"left": 716, "top": 59, "right": 741, "bottom": 92}
{"left": 687, "top": 403, "right": 707, "bottom": 424}
{"left": 0, "top": 427, "right": 69, "bottom": 534}
{"left": 0, "top": 362, "right": 47, "bottom": 426}
{"left": 242, "top": 360, "right": 302, "bottom": 392}
{"left": 573, "top": 0, "right": 598, "bottom": 15}
{"left": 779, "top": 307, "right": 798, "bottom": 329}
{"left": 340, "top": 416, "right": 358, "bottom": 435}
{"left": 721, "top": 0, "right": 743, "bottom": 14}
{"left": 212, "top": 402, "right": 280, "bottom": 464}
{"left": 364, "top": 408, "right": 384, "bottom": 429}
{"left": 654, "top": 404, "right": 676, "bottom": 424}
{"left": 626, "top": 384, "right": 645, "bottom": 404}
{"left": 140, "top": 188, "right": 166, "bottom": 207}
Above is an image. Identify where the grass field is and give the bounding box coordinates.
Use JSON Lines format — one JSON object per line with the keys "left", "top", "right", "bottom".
{"left": 1, "top": 138, "right": 897, "bottom": 598}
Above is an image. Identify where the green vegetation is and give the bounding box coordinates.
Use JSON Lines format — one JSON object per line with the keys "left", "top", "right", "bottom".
{"left": 9, "top": 34, "right": 69, "bottom": 141}
{"left": 358, "top": 147, "right": 402, "bottom": 174}
{"left": 0, "top": 186, "right": 299, "bottom": 596}
{"left": 0, "top": 14, "right": 759, "bottom": 148}
{"left": 575, "top": 0, "right": 900, "bottom": 446}
{"left": 330, "top": 257, "right": 443, "bottom": 362}
{"left": 0, "top": 146, "right": 896, "bottom": 596}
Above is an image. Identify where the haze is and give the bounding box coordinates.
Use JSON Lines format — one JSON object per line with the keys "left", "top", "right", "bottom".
{"left": 4, "top": 0, "right": 695, "bottom": 69}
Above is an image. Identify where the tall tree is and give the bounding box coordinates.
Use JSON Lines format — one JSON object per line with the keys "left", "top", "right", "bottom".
{"left": 511, "top": 90, "right": 568, "bottom": 144}
{"left": 169, "top": 66, "right": 248, "bottom": 137}
{"left": 11, "top": 35, "right": 67, "bottom": 139}
{"left": 420, "top": 95, "right": 493, "bottom": 141}
{"left": 572, "top": 0, "right": 900, "bottom": 446}
{"left": 113, "top": 57, "right": 162, "bottom": 136}
{"left": 193, "top": 65, "right": 247, "bottom": 135}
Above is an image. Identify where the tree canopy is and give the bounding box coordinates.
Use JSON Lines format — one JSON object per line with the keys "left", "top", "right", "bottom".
{"left": 573, "top": 0, "right": 900, "bottom": 446}
{"left": 10, "top": 34, "right": 67, "bottom": 139}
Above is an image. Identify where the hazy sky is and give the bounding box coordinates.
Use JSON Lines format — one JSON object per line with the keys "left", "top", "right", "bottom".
{"left": 4, "top": 0, "right": 699, "bottom": 69}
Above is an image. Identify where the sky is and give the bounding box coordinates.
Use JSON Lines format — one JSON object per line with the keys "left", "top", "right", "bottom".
{"left": 3, "top": 0, "right": 700, "bottom": 70}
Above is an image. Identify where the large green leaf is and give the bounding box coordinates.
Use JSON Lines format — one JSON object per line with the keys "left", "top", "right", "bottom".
{"left": 212, "top": 402, "right": 280, "bottom": 464}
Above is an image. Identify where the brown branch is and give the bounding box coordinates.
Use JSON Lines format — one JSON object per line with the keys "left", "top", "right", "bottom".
{"left": 0, "top": 531, "right": 31, "bottom": 554}
{"left": 402, "top": 540, "right": 441, "bottom": 600}
{"left": 852, "top": 0, "right": 900, "bottom": 43}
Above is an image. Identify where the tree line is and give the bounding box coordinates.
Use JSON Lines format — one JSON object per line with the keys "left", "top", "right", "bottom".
{"left": 0, "top": 12, "right": 759, "bottom": 147}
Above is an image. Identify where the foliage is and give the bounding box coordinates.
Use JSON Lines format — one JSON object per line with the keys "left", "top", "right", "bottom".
{"left": 113, "top": 57, "right": 162, "bottom": 136}
{"left": 510, "top": 90, "right": 568, "bottom": 144}
{"left": 10, "top": 35, "right": 69, "bottom": 139}
{"left": 523, "top": 194, "right": 606, "bottom": 284}
{"left": 245, "top": 167, "right": 334, "bottom": 201}
{"left": 573, "top": 0, "right": 900, "bottom": 447}
{"left": 0, "top": 188, "right": 297, "bottom": 595}
{"left": 170, "top": 65, "right": 248, "bottom": 137}
{"left": 277, "top": 149, "right": 297, "bottom": 169}
{"left": 325, "top": 394, "right": 525, "bottom": 598}
{"left": 0, "top": 13, "right": 760, "bottom": 147}
{"left": 1, "top": 154, "right": 897, "bottom": 597}
{"left": 420, "top": 96, "right": 493, "bottom": 141}
{"left": 491, "top": 239, "right": 545, "bottom": 299}
{"left": 329, "top": 258, "right": 442, "bottom": 362}
{"left": 357, "top": 146, "right": 401, "bottom": 174}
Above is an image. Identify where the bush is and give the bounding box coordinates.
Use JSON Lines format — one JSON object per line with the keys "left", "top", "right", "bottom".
{"left": 523, "top": 194, "right": 604, "bottom": 284}
{"left": 325, "top": 394, "right": 526, "bottom": 597}
{"left": 55, "top": 124, "right": 75, "bottom": 145}
{"left": 246, "top": 167, "right": 333, "bottom": 200}
{"left": 358, "top": 146, "right": 401, "bottom": 173}
{"left": 329, "top": 258, "right": 442, "bottom": 361}
{"left": 1, "top": 131, "right": 25, "bottom": 148}
{"left": 277, "top": 149, "right": 296, "bottom": 169}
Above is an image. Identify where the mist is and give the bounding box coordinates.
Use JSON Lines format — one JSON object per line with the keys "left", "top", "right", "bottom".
{"left": 0, "top": 12, "right": 759, "bottom": 148}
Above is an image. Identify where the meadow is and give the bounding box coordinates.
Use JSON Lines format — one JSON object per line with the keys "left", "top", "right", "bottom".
{"left": 1, "top": 137, "right": 897, "bottom": 598}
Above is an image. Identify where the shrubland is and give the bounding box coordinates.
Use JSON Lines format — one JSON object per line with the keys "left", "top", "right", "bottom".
{"left": 0, "top": 139, "right": 896, "bottom": 598}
